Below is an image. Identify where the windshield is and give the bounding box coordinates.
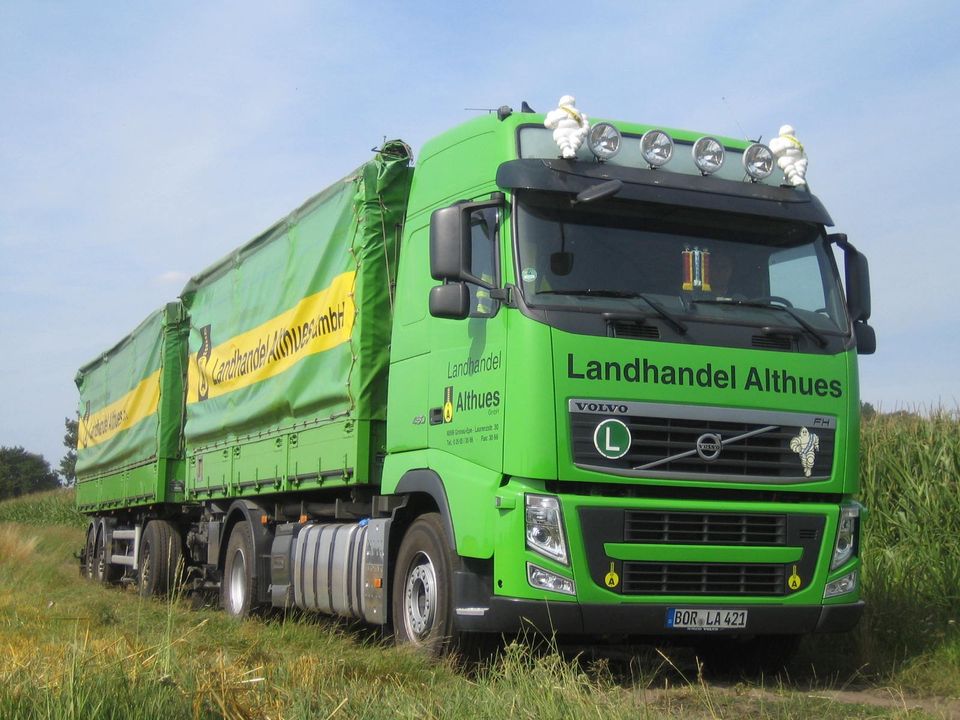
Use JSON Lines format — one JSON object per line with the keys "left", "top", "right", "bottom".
{"left": 515, "top": 192, "right": 848, "bottom": 333}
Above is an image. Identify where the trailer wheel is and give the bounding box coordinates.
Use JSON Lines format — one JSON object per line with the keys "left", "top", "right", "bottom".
{"left": 94, "top": 523, "right": 120, "bottom": 585}
{"left": 139, "top": 520, "right": 183, "bottom": 598}
{"left": 83, "top": 524, "right": 97, "bottom": 579}
{"left": 222, "top": 521, "right": 258, "bottom": 618}
{"left": 392, "top": 513, "right": 458, "bottom": 655}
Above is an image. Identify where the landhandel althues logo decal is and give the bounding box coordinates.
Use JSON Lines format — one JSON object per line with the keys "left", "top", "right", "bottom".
{"left": 695, "top": 433, "right": 723, "bottom": 462}
{"left": 790, "top": 427, "right": 820, "bottom": 477}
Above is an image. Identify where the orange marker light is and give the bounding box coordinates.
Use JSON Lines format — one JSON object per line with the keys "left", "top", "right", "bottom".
{"left": 373, "top": 578, "right": 382, "bottom": 589}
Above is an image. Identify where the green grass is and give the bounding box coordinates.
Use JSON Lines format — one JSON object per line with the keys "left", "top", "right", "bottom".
{"left": 0, "top": 412, "right": 958, "bottom": 718}
{"left": 0, "top": 487, "right": 86, "bottom": 528}
{"left": 805, "top": 410, "right": 960, "bottom": 694}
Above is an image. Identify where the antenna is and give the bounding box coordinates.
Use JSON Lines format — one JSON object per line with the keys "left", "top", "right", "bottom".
{"left": 721, "top": 96, "right": 761, "bottom": 143}
{"left": 465, "top": 105, "right": 513, "bottom": 121}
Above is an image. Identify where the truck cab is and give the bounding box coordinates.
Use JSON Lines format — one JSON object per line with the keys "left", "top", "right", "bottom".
{"left": 383, "top": 109, "right": 872, "bottom": 656}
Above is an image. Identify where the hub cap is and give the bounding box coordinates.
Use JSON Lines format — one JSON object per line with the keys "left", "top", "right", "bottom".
{"left": 228, "top": 547, "right": 247, "bottom": 615}
{"left": 403, "top": 551, "right": 437, "bottom": 639}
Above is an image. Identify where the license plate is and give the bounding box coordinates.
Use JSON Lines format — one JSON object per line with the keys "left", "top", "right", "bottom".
{"left": 666, "top": 608, "right": 748, "bottom": 631}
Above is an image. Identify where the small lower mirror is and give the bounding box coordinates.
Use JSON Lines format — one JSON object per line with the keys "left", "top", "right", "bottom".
{"left": 854, "top": 321, "right": 876, "bottom": 355}
{"left": 429, "top": 283, "right": 470, "bottom": 320}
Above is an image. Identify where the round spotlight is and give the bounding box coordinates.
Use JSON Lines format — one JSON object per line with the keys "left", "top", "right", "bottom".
{"left": 640, "top": 129, "right": 674, "bottom": 167}
{"left": 587, "top": 122, "right": 622, "bottom": 160}
{"left": 742, "top": 143, "right": 774, "bottom": 181}
{"left": 692, "top": 136, "right": 725, "bottom": 175}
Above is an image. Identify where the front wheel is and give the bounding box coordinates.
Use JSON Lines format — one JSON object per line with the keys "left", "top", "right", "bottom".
{"left": 222, "top": 521, "right": 258, "bottom": 618}
{"left": 392, "top": 513, "right": 458, "bottom": 656}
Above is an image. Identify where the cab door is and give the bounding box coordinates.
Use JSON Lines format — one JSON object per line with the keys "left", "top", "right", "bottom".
{"left": 427, "top": 202, "right": 507, "bottom": 473}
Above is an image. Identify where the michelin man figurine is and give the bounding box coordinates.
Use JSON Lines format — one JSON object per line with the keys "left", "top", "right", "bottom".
{"left": 769, "top": 125, "right": 808, "bottom": 187}
{"left": 544, "top": 95, "right": 589, "bottom": 159}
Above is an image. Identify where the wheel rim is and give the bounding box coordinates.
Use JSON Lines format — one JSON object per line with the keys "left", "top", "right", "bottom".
{"left": 403, "top": 551, "right": 437, "bottom": 640}
{"left": 140, "top": 540, "right": 152, "bottom": 591}
{"left": 95, "top": 532, "right": 106, "bottom": 580}
{"left": 85, "top": 530, "right": 96, "bottom": 579}
{"left": 228, "top": 547, "right": 247, "bottom": 615}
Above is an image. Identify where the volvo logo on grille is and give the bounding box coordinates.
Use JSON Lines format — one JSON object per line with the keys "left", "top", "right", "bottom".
{"left": 695, "top": 433, "right": 723, "bottom": 461}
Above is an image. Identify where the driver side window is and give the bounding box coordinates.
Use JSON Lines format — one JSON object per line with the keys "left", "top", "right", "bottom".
{"left": 467, "top": 207, "right": 499, "bottom": 317}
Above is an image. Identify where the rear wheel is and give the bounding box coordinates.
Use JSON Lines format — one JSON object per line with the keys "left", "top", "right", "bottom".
{"left": 138, "top": 520, "right": 183, "bottom": 597}
{"left": 83, "top": 524, "right": 97, "bottom": 579}
{"left": 222, "top": 521, "right": 258, "bottom": 618}
{"left": 392, "top": 513, "right": 458, "bottom": 656}
{"left": 94, "top": 524, "right": 120, "bottom": 585}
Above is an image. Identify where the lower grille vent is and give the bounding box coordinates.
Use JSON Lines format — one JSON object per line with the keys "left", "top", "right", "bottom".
{"left": 622, "top": 562, "right": 786, "bottom": 596}
{"left": 625, "top": 511, "right": 787, "bottom": 545}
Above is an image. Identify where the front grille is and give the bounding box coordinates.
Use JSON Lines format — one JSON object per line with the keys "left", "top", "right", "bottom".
{"left": 569, "top": 401, "right": 836, "bottom": 481}
{"left": 578, "top": 506, "right": 825, "bottom": 598}
{"left": 625, "top": 510, "right": 786, "bottom": 545}
{"left": 622, "top": 562, "right": 786, "bottom": 596}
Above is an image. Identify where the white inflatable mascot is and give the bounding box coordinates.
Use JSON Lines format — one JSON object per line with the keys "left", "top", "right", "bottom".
{"left": 769, "top": 125, "right": 808, "bottom": 187}
{"left": 544, "top": 95, "right": 589, "bottom": 159}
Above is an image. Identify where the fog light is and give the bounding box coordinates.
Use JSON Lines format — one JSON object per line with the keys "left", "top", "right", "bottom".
{"left": 824, "top": 570, "right": 858, "bottom": 598}
{"left": 692, "top": 136, "right": 725, "bottom": 174}
{"left": 527, "top": 563, "right": 576, "bottom": 595}
{"left": 640, "top": 129, "right": 674, "bottom": 167}
{"left": 588, "top": 122, "right": 622, "bottom": 160}
{"left": 743, "top": 143, "right": 774, "bottom": 180}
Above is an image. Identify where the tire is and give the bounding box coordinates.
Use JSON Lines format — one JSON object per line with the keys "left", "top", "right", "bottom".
{"left": 93, "top": 523, "right": 120, "bottom": 585}
{"left": 138, "top": 520, "right": 184, "bottom": 598}
{"left": 222, "top": 521, "right": 258, "bottom": 618}
{"left": 83, "top": 524, "right": 97, "bottom": 579}
{"left": 695, "top": 634, "right": 801, "bottom": 677}
{"left": 392, "top": 513, "right": 459, "bottom": 656}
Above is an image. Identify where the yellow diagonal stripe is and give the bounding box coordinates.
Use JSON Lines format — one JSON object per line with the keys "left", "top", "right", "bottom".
{"left": 187, "top": 270, "right": 356, "bottom": 404}
{"left": 77, "top": 371, "right": 161, "bottom": 450}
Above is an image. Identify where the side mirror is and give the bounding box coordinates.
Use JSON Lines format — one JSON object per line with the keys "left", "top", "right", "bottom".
{"left": 429, "top": 283, "right": 470, "bottom": 320}
{"left": 430, "top": 205, "right": 473, "bottom": 282}
{"left": 854, "top": 321, "right": 876, "bottom": 355}
{"left": 429, "top": 196, "right": 502, "bottom": 283}
{"left": 828, "top": 233, "right": 871, "bottom": 322}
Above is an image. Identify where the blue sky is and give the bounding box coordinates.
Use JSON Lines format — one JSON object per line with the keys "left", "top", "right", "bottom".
{"left": 1, "top": 1, "right": 958, "bottom": 468}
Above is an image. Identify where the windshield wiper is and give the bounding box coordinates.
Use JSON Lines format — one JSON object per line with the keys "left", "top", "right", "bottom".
{"left": 690, "top": 298, "right": 827, "bottom": 348}
{"left": 537, "top": 289, "right": 687, "bottom": 334}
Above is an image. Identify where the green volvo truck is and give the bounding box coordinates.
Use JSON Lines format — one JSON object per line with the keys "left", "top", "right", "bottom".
{"left": 76, "top": 101, "right": 874, "bottom": 661}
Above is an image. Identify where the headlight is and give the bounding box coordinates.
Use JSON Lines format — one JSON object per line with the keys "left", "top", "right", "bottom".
{"left": 692, "top": 136, "right": 725, "bottom": 174}
{"left": 588, "top": 122, "right": 622, "bottom": 160}
{"left": 527, "top": 563, "right": 576, "bottom": 595}
{"left": 742, "top": 143, "right": 774, "bottom": 181}
{"left": 831, "top": 503, "right": 860, "bottom": 570}
{"left": 640, "top": 129, "right": 674, "bottom": 167}
{"left": 525, "top": 494, "right": 568, "bottom": 565}
{"left": 824, "top": 570, "right": 858, "bottom": 598}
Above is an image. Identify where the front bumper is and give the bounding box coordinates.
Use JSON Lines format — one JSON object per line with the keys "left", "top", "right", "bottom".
{"left": 454, "top": 596, "right": 864, "bottom": 636}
